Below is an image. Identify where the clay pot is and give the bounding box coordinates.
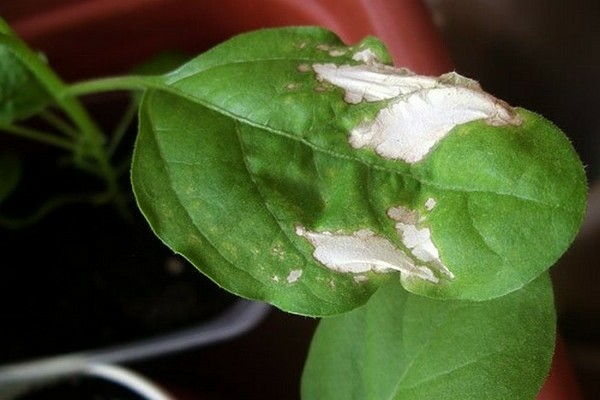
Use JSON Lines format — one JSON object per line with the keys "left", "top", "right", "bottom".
{"left": 5, "top": 0, "right": 452, "bottom": 80}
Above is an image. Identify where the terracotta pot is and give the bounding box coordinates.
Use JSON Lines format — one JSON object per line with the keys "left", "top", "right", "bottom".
{"left": 5, "top": 0, "right": 452, "bottom": 80}
{"left": 2, "top": 0, "right": 581, "bottom": 398}
{"left": 537, "top": 337, "right": 583, "bottom": 400}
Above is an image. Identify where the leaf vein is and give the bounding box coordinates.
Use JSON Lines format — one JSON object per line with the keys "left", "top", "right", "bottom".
{"left": 399, "top": 351, "right": 501, "bottom": 391}
{"left": 233, "top": 120, "right": 342, "bottom": 308}
{"left": 156, "top": 86, "right": 566, "bottom": 211}
{"left": 146, "top": 106, "right": 264, "bottom": 288}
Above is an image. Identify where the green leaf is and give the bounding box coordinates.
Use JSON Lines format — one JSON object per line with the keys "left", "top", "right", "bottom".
{"left": 132, "top": 27, "right": 586, "bottom": 315}
{"left": 132, "top": 90, "right": 385, "bottom": 315}
{"left": 0, "top": 19, "right": 51, "bottom": 123}
{"left": 301, "top": 273, "right": 556, "bottom": 400}
{"left": 404, "top": 111, "right": 587, "bottom": 299}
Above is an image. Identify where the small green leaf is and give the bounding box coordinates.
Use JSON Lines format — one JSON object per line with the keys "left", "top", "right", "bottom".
{"left": 132, "top": 27, "right": 586, "bottom": 315}
{"left": 301, "top": 273, "right": 555, "bottom": 400}
{"left": 0, "top": 19, "right": 51, "bottom": 123}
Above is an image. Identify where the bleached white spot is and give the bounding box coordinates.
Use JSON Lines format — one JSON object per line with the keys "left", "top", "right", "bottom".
{"left": 297, "top": 64, "right": 311, "bottom": 73}
{"left": 287, "top": 269, "right": 303, "bottom": 284}
{"left": 329, "top": 49, "right": 347, "bottom": 57}
{"left": 353, "top": 275, "right": 369, "bottom": 284}
{"left": 313, "top": 63, "right": 427, "bottom": 104}
{"left": 396, "top": 224, "right": 439, "bottom": 262}
{"left": 296, "top": 226, "right": 438, "bottom": 283}
{"left": 272, "top": 275, "right": 280, "bottom": 282}
{"left": 271, "top": 243, "right": 286, "bottom": 261}
{"left": 311, "top": 63, "right": 522, "bottom": 164}
{"left": 387, "top": 206, "right": 419, "bottom": 225}
{"left": 425, "top": 198, "right": 437, "bottom": 211}
{"left": 352, "top": 48, "right": 380, "bottom": 64}
{"left": 388, "top": 206, "right": 454, "bottom": 279}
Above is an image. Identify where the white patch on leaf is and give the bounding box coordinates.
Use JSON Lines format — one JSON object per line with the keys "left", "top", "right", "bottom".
{"left": 312, "top": 63, "right": 428, "bottom": 104}
{"left": 295, "top": 203, "right": 454, "bottom": 284}
{"left": 387, "top": 206, "right": 419, "bottom": 225}
{"left": 387, "top": 206, "right": 454, "bottom": 279}
{"left": 352, "top": 48, "right": 380, "bottom": 64}
{"left": 425, "top": 197, "right": 437, "bottom": 211}
{"left": 396, "top": 224, "right": 439, "bottom": 263}
{"left": 296, "top": 226, "right": 438, "bottom": 283}
{"left": 312, "top": 63, "right": 522, "bottom": 164}
{"left": 287, "top": 269, "right": 303, "bottom": 284}
{"left": 329, "top": 49, "right": 347, "bottom": 57}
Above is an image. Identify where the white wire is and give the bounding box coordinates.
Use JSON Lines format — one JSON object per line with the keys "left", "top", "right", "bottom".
{"left": 85, "top": 363, "right": 175, "bottom": 400}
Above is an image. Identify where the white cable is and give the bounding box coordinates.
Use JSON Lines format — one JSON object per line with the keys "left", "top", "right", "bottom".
{"left": 85, "top": 363, "right": 175, "bottom": 400}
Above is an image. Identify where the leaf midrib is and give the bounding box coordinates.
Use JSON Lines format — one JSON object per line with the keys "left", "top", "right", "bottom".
{"left": 161, "top": 96, "right": 564, "bottom": 210}
{"left": 155, "top": 70, "right": 568, "bottom": 211}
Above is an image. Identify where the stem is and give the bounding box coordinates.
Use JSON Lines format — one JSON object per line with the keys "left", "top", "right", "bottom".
{"left": 108, "top": 97, "right": 138, "bottom": 157}
{"left": 67, "top": 75, "right": 167, "bottom": 97}
{"left": 0, "top": 123, "right": 76, "bottom": 151}
{"left": 39, "top": 109, "right": 79, "bottom": 138}
{"left": 0, "top": 34, "right": 118, "bottom": 198}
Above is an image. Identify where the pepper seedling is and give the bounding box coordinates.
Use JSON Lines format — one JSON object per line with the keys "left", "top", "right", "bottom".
{"left": 0, "top": 22, "right": 587, "bottom": 399}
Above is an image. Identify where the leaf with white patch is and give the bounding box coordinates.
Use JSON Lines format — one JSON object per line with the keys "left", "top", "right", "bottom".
{"left": 313, "top": 64, "right": 522, "bottom": 163}
{"left": 132, "top": 27, "right": 586, "bottom": 316}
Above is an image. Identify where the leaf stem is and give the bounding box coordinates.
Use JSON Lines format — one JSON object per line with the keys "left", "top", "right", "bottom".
{"left": 0, "top": 123, "right": 76, "bottom": 151}
{"left": 66, "top": 75, "right": 167, "bottom": 97}
{"left": 39, "top": 109, "right": 79, "bottom": 138}
{"left": 108, "top": 97, "right": 138, "bottom": 157}
{"left": 0, "top": 33, "right": 119, "bottom": 200}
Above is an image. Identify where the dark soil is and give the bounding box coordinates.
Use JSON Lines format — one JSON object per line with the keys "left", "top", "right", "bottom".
{"left": 0, "top": 144, "right": 235, "bottom": 365}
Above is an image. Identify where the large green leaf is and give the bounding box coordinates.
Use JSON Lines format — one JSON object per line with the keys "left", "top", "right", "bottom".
{"left": 301, "top": 273, "right": 555, "bottom": 400}
{"left": 0, "top": 18, "right": 51, "bottom": 123}
{"left": 132, "top": 27, "right": 586, "bottom": 315}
